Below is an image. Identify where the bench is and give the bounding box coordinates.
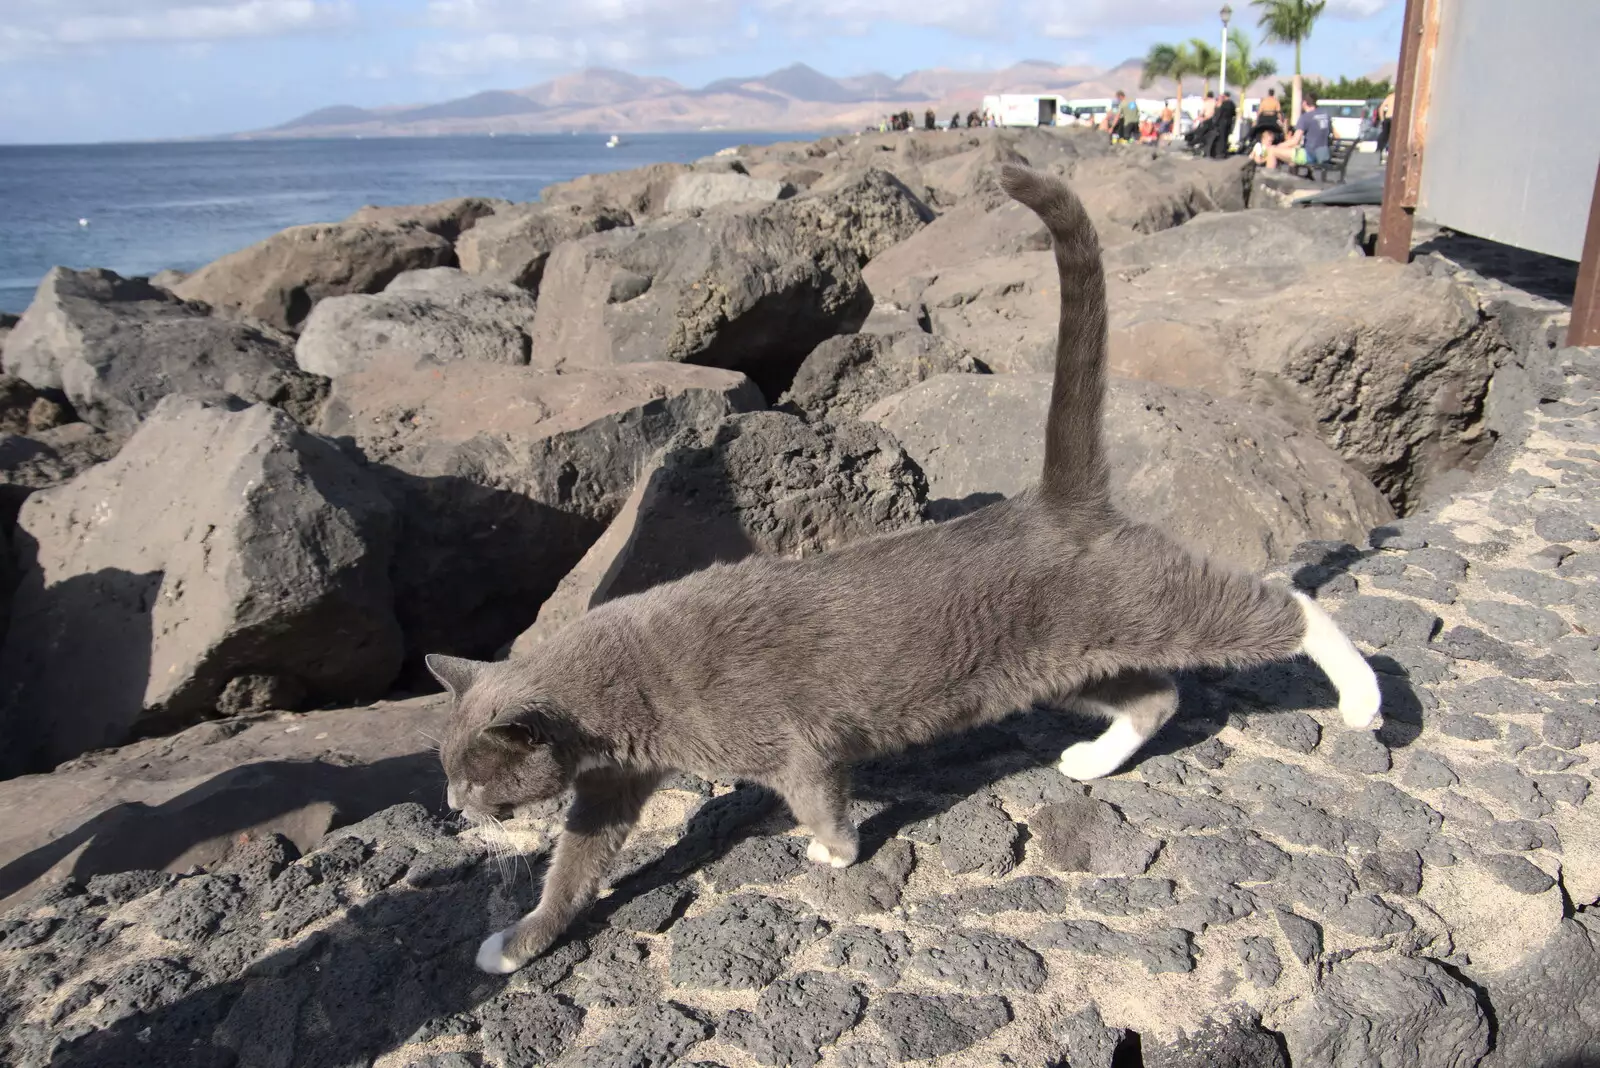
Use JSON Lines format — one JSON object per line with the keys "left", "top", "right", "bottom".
{"left": 1293, "top": 138, "right": 1357, "bottom": 183}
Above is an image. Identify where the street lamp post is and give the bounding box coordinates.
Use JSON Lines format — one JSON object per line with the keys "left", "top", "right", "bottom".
{"left": 1219, "top": 5, "right": 1232, "bottom": 149}
{"left": 1219, "top": 4, "right": 1232, "bottom": 102}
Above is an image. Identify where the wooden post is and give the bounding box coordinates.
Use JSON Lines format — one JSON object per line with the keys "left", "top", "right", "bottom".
{"left": 1377, "top": 0, "right": 1430, "bottom": 262}
{"left": 1571, "top": 161, "right": 1600, "bottom": 347}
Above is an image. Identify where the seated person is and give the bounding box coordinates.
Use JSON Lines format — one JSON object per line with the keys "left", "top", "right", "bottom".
{"left": 1264, "top": 93, "right": 1332, "bottom": 170}
{"left": 1250, "top": 127, "right": 1276, "bottom": 164}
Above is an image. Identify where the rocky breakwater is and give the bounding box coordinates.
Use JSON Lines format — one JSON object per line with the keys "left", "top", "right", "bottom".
{"left": 0, "top": 126, "right": 1589, "bottom": 1067}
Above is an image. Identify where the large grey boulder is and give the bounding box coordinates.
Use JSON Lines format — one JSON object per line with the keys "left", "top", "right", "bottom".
{"left": 862, "top": 373, "right": 1393, "bottom": 568}
{"left": 662, "top": 172, "right": 794, "bottom": 213}
{"left": 539, "top": 161, "right": 694, "bottom": 218}
{"left": 344, "top": 196, "right": 507, "bottom": 242}
{"left": 0, "top": 424, "right": 120, "bottom": 531}
{"left": 861, "top": 198, "right": 1052, "bottom": 307}
{"left": 913, "top": 138, "right": 1031, "bottom": 208}
{"left": 318, "top": 355, "right": 763, "bottom": 661}
{"left": 911, "top": 253, "right": 1502, "bottom": 511}
{"left": 1072, "top": 154, "right": 1249, "bottom": 241}
{"left": 1103, "top": 207, "right": 1367, "bottom": 275}
{"left": 3, "top": 268, "right": 326, "bottom": 437}
{"left": 509, "top": 410, "right": 927, "bottom": 654}
{"left": 173, "top": 220, "right": 455, "bottom": 332}
{"left": 781, "top": 330, "right": 986, "bottom": 424}
{"left": 293, "top": 268, "right": 540, "bottom": 378}
{"left": 1105, "top": 258, "right": 1503, "bottom": 511}
{"left": 454, "top": 202, "right": 631, "bottom": 291}
{"left": 530, "top": 170, "right": 931, "bottom": 396}
{"left": 1287, "top": 955, "right": 1490, "bottom": 1068}
{"left": 0, "top": 425, "right": 118, "bottom": 651}
{"left": 0, "top": 396, "right": 402, "bottom": 776}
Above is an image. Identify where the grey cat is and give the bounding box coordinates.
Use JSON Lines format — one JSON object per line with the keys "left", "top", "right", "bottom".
{"left": 427, "top": 164, "right": 1382, "bottom": 974}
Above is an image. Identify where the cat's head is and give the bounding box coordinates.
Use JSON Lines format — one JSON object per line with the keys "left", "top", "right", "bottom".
{"left": 426, "top": 653, "right": 579, "bottom": 821}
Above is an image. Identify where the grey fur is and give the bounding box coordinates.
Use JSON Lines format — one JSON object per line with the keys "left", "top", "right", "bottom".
{"left": 429, "top": 164, "right": 1373, "bottom": 971}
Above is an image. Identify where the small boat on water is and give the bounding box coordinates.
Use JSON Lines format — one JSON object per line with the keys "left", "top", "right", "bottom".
{"left": 606, "top": 134, "right": 621, "bottom": 148}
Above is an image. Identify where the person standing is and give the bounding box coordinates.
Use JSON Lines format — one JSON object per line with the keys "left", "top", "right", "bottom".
{"left": 1210, "top": 91, "right": 1238, "bottom": 158}
{"left": 925, "top": 108, "right": 937, "bottom": 131}
{"left": 1108, "top": 90, "right": 1133, "bottom": 142}
{"left": 951, "top": 111, "right": 961, "bottom": 130}
{"left": 1377, "top": 89, "right": 1396, "bottom": 163}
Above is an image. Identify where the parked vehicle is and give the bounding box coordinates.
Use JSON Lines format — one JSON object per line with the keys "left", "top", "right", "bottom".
{"left": 1317, "top": 99, "right": 1372, "bottom": 142}
{"left": 980, "top": 94, "right": 1063, "bottom": 127}
{"left": 1067, "top": 98, "right": 1113, "bottom": 127}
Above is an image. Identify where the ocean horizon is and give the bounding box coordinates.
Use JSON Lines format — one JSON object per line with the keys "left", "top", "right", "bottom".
{"left": 0, "top": 131, "right": 809, "bottom": 315}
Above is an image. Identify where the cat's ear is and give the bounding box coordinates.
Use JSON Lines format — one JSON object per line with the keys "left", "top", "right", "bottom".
{"left": 480, "top": 718, "right": 546, "bottom": 751}
{"left": 425, "top": 654, "right": 488, "bottom": 699}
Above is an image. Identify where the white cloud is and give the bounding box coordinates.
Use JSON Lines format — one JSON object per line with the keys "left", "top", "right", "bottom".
{"left": 409, "top": 0, "right": 1398, "bottom": 81}
{"left": 1326, "top": 0, "right": 1393, "bottom": 16}
{"left": 755, "top": 0, "right": 990, "bottom": 35}
{"left": 1, "top": 0, "right": 352, "bottom": 59}
{"left": 416, "top": 0, "right": 740, "bottom": 78}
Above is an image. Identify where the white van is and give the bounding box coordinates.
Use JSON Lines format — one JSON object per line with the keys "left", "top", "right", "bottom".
{"left": 1316, "top": 98, "right": 1372, "bottom": 142}
{"left": 981, "top": 94, "right": 1063, "bottom": 127}
{"left": 1066, "top": 98, "right": 1113, "bottom": 127}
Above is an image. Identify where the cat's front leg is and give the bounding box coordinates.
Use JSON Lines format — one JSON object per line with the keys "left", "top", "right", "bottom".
{"left": 476, "top": 767, "right": 659, "bottom": 974}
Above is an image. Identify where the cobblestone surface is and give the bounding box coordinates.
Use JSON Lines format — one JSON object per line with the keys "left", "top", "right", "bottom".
{"left": 2, "top": 267, "right": 1597, "bottom": 1066}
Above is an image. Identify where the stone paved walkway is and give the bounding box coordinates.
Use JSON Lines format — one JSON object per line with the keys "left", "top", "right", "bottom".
{"left": 2, "top": 349, "right": 1598, "bottom": 1067}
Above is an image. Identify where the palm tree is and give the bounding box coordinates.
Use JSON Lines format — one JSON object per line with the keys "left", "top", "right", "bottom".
{"left": 1253, "top": 0, "right": 1327, "bottom": 116}
{"left": 1188, "top": 38, "right": 1220, "bottom": 97}
{"left": 1225, "top": 29, "right": 1279, "bottom": 93}
{"left": 1140, "top": 42, "right": 1204, "bottom": 127}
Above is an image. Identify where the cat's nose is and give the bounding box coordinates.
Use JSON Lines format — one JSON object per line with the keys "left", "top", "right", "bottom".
{"left": 446, "top": 784, "right": 461, "bottom": 810}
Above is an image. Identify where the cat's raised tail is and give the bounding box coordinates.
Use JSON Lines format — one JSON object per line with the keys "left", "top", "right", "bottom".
{"left": 999, "top": 164, "right": 1113, "bottom": 521}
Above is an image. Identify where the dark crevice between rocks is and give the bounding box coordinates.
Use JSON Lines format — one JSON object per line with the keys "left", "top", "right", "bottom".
{"left": 1433, "top": 957, "right": 1500, "bottom": 1058}
{"left": 701, "top": 289, "right": 872, "bottom": 403}
{"left": 1111, "top": 1027, "right": 1144, "bottom": 1067}
{"left": 1556, "top": 867, "right": 1578, "bottom": 920}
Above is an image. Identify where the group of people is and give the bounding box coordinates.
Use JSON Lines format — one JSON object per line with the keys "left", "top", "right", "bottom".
{"left": 1183, "top": 90, "right": 1239, "bottom": 158}
{"left": 878, "top": 108, "right": 991, "bottom": 133}
{"left": 1247, "top": 91, "right": 1331, "bottom": 170}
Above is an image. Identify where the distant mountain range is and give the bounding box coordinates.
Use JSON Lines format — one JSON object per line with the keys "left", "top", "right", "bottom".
{"left": 241, "top": 60, "right": 1291, "bottom": 140}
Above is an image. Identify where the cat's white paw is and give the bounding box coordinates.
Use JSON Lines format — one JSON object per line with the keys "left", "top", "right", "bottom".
{"left": 1341, "top": 689, "right": 1383, "bottom": 731}
{"left": 475, "top": 930, "right": 520, "bottom": 975}
{"left": 1058, "top": 742, "right": 1119, "bottom": 781}
{"left": 803, "top": 840, "right": 842, "bottom": 868}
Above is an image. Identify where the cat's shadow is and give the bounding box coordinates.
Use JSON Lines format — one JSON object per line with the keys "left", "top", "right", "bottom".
{"left": 32, "top": 652, "right": 1427, "bottom": 1068}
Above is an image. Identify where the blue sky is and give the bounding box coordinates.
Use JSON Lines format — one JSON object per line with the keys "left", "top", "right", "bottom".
{"left": 0, "top": 0, "right": 1403, "bottom": 144}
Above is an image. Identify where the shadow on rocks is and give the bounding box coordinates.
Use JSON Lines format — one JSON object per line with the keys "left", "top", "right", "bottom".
{"left": 926, "top": 491, "right": 1006, "bottom": 522}
{"left": 17, "top": 662, "right": 1416, "bottom": 1068}
{"left": 25, "top": 788, "right": 807, "bottom": 1068}
{"left": 36, "top": 847, "right": 519, "bottom": 1068}
{"left": 0, "top": 753, "right": 447, "bottom": 905}
{"left": 0, "top": 566, "right": 161, "bottom": 779}
{"left": 365, "top": 468, "right": 605, "bottom": 683}
{"left": 1414, "top": 232, "right": 1579, "bottom": 306}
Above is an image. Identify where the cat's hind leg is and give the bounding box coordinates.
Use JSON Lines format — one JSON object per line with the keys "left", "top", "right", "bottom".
{"left": 1058, "top": 669, "right": 1179, "bottom": 781}
{"left": 1293, "top": 591, "right": 1382, "bottom": 729}
{"left": 774, "top": 761, "right": 858, "bottom": 869}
